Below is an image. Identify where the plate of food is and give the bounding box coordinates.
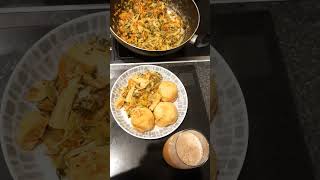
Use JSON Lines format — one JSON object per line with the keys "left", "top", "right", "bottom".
{"left": 0, "top": 12, "right": 110, "bottom": 180}
{"left": 110, "top": 65, "right": 188, "bottom": 139}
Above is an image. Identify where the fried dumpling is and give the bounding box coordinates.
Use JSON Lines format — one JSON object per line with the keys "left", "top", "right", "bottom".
{"left": 154, "top": 102, "right": 178, "bottom": 127}
{"left": 130, "top": 107, "right": 155, "bottom": 132}
{"left": 158, "top": 81, "right": 178, "bottom": 102}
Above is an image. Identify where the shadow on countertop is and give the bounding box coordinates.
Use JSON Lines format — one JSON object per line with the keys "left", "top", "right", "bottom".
{"left": 111, "top": 143, "right": 206, "bottom": 180}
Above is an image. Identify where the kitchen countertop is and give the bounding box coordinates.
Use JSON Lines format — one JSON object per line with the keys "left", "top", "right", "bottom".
{"left": 195, "top": 62, "right": 210, "bottom": 115}
{"left": 110, "top": 62, "right": 210, "bottom": 180}
{"left": 213, "top": 1, "right": 320, "bottom": 179}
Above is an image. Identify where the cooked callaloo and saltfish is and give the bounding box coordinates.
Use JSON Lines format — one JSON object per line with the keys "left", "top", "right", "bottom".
{"left": 114, "top": 0, "right": 186, "bottom": 50}
{"left": 16, "top": 37, "right": 110, "bottom": 180}
{"left": 115, "top": 71, "right": 179, "bottom": 132}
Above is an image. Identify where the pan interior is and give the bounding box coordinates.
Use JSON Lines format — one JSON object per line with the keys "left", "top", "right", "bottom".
{"left": 110, "top": 0, "right": 199, "bottom": 51}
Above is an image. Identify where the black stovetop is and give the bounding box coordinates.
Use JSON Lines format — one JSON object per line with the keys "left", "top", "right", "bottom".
{"left": 111, "top": 0, "right": 210, "bottom": 63}
{"left": 111, "top": 38, "right": 209, "bottom": 63}
{"left": 212, "top": 10, "right": 315, "bottom": 180}
{"left": 0, "top": 0, "right": 106, "bottom": 7}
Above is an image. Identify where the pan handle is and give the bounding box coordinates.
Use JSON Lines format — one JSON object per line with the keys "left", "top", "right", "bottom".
{"left": 189, "top": 33, "right": 210, "bottom": 48}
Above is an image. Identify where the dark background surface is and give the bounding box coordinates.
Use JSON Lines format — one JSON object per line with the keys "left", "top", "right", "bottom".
{"left": 212, "top": 1, "right": 319, "bottom": 179}
{"left": 110, "top": 64, "right": 210, "bottom": 180}
{"left": 0, "top": 0, "right": 106, "bottom": 7}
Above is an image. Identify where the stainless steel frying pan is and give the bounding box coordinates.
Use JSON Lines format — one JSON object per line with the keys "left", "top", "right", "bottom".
{"left": 110, "top": 0, "right": 202, "bottom": 56}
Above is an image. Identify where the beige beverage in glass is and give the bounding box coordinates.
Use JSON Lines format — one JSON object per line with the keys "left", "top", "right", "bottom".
{"left": 163, "top": 129, "right": 209, "bottom": 169}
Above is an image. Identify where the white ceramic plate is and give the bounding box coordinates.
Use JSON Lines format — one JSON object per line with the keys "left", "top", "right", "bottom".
{"left": 211, "top": 46, "right": 249, "bottom": 180}
{"left": 110, "top": 65, "right": 188, "bottom": 139}
{"left": 0, "top": 12, "right": 109, "bottom": 180}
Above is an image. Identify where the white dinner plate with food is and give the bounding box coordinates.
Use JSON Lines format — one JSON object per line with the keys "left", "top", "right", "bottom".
{"left": 110, "top": 65, "right": 188, "bottom": 139}
{"left": 0, "top": 12, "right": 109, "bottom": 180}
{"left": 211, "top": 46, "right": 249, "bottom": 180}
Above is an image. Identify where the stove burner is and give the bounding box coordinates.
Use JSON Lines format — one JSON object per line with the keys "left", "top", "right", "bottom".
{"left": 112, "top": 38, "right": 209, "bottom": 62}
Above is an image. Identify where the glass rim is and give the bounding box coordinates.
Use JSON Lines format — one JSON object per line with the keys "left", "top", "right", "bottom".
{"left": 173, "top": 129, "right": 210, "bottom": 168}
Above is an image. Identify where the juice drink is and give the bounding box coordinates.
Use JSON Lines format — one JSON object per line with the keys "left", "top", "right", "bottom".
{"left": 163, "top": 129, "right": 209, "bottom": 169}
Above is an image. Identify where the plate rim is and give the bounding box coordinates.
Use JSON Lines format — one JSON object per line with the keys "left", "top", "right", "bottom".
{"left": 0, "top": 11, "right": 109, "bottom": 180}
{"left": 110, "top": 64, "right": 188, "bottom": 140}
{"left": 211, "top": 46, "right": 249, "bottom": 180}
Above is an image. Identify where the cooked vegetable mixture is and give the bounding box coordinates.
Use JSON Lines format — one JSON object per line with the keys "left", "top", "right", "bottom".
{"left": 114, "top": 0, "right": 186, "bottom": 50}
{"left": 115, "top": 71, "right": 163, "bottom": 114}
{"left": 17, "top": 36, "right": 110, "bottom": 180}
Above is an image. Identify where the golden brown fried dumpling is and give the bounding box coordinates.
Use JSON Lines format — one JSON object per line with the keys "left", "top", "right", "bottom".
{"left": 17, "top": 111, "right": 48, "bottom": 150}
{"left": 154, "top": 102, "right": 178, "bottom": 127}
{"left": 159, "top": 81, "right": 178, "bottom": 102}
{"left": 130, "top": 107, "right": 155, "bottom": 132}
